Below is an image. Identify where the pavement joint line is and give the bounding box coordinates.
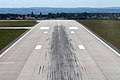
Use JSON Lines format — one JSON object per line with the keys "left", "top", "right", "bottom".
{"left": 0, "top": 22, "right": 41, "bottom": 58}
{"left": 40, "top": 27, "right": 49, "bottom": 30}
{"left": 71, "top": 31, "right": 75, "bottom": 34}
{"left": 35, "top": 45, "right": 42, "bottom": 50}
{"left": 78, "top": 22, "right": 120, "bottom": 56}
{"left": 78, "top": 45, "right": 85, "bottom": 49}
{"left": 44, "top": 31, "right": 48, "bottom": 34}
{"left": 69, "top": 27, "right": 78, "bottom": 30}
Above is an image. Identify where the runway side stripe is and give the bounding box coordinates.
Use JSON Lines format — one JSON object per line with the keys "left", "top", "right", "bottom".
{"left": 77, "top": 21, "right": 120, "bottom": 57}
{"left": 0, "top": 22, "right": 41, "bottom": 58}
{"left": 78, "top": 45, "right": 85, "bottom": 49}
{"left": 35, "top": 45, "right": 42, "bottom": 50}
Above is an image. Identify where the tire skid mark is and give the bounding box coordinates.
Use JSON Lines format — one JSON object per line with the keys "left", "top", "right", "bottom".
{"left": 47, "top": 25, "right": 83, "bottom": 80}
{"left": 38, "top": 66, "right": 42, "bottom": 75}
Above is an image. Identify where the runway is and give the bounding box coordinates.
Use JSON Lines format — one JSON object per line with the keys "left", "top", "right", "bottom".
{"left": 0, "top": 20, "right": 120, "bottom": 80}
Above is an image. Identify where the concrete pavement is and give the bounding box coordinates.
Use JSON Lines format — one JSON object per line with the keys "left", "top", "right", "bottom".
{"left": 0, "top": 20, "right": 120, "bottom": 80}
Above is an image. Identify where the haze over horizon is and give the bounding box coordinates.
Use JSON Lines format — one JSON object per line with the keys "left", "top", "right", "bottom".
{"left": 0, "top": 0, "right": 120, "bottom": 8}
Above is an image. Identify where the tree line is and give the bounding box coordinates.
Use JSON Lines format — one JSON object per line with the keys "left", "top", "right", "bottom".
{"left": 0, "top": 12, "right": 120, "bottom": 20}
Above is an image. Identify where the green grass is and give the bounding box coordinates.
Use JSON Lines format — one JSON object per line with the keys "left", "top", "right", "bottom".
{"left": 0, "top": 29, "right": 27, "bottom": 50}
{"left": 78, "top": 20, "right": 120, "bottom": 50}
{"left": 0, "top": 20, "right": 37, "bottom": 27}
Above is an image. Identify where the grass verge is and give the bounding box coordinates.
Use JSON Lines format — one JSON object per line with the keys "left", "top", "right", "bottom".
{"left": 0, "top": 29, "right": 27, "bottom": 50}
{"left": 0, "top": 20, "right": 37, "bottom": 27}
{"left": 78, "top": 20, "right": 120, "bottom": 50}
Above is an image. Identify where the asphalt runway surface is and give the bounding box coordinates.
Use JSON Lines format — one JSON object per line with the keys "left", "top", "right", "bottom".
{"left": 0, "top": 20, "right": 120, "bottom": 80}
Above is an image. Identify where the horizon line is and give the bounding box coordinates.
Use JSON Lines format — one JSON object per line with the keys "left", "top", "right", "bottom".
{"left": 0, "top": 6, "right": 120, "bottom": 8}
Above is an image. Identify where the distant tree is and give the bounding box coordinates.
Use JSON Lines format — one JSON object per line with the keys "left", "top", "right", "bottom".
{"left": 38, "top": 13, "right": 42, "bottom": 17}
{"left": 48, "top": 13, "right": 52, "bottom": 18}
{"left": 31, "top": 12, "right": 34, "bottom": 17}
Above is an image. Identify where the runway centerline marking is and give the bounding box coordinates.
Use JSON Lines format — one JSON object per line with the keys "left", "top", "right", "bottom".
{"left": 44, "top": 31, "right": 48, "bottom": 34}
{"left": 69, "top": 27, "right": 78, "bottom": 30}
{"left": 71, "top": 31, "right": 75, "bottom": 34}
{"left": 35, "top": 45, "right": 42, "bottom": 49}
{"left": 58, "top": 22, "right": 60, "bottom": 26}
{"left": 40, "top": 27, "right": 49, "bottom": 30}
{"left": 78, "top": 45, "right": 85, "bottom": 49}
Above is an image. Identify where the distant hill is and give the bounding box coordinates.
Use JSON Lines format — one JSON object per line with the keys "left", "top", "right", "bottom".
{"left": 0, "top": 7, "right": 120, "bottom": 14}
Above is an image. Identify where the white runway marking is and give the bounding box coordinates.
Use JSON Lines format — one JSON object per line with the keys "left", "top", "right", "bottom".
{"left": 69, "top": 27, "right": 78, "bottom": 30}
{"left": 35, "top": 45, "right": 42, "bottom": 49}
{"left": 71, "top": 31, "right": 75, "bottom": 34}
{"left": 40, "top": 27, "right": 49, "bottom": 30}
{"left": 0, "top": 62, "right": 15, "bottom": 64}
{"left": 58, "top": 22, "right": 60, "bottom": 26}
{"left": 44, "top": 31, "right": 48, "bottom": 34}
{"left": 78, "top": 45, "right": 85, "bottom": 49}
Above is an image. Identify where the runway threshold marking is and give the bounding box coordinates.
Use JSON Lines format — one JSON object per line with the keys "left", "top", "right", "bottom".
{"left": 69, "top": 27, "right": 78, "bottom": 30}
{"left": 78, "top": 45, "right": 85, "bottom": 49}
{"left": 71, "top": 31, "right": 75, "bottom": 34}
{"left": 35, "top": 45, "right": 42, "bottom": 49}
{"left": 40, "top": 27, "right": 49, "bottom": 30}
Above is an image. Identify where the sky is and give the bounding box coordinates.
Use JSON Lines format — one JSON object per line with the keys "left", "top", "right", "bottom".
{"left": 0, "top": 0, "right": 120, "bottom": 8}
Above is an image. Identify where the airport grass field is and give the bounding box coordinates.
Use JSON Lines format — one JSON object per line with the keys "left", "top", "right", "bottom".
{"left": 78, "top": 20, "right": 120, "bottom": 50}
{"left": 0, "top": 20, "right": 37, "bottom": 27}
{"left": 0, "top": 20, "right": 38, "bottom": 51}
{"left": 0, "top": 29, "right": 27, "bottom": 50}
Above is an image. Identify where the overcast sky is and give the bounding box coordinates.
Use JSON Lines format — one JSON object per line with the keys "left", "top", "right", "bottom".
{"left": 0, "top": 0, "right": 120, "bottom": 8}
